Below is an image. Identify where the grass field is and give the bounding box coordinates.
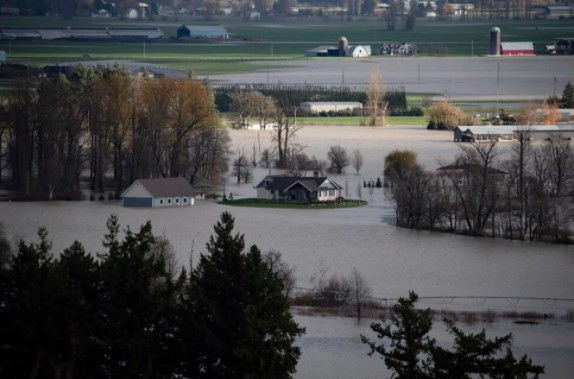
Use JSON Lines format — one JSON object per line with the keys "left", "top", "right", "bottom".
{"left": 1, "top": 16, "right": 573, "bottom": 75}
{"left": 222, "top": 198, "right": 367, "bottom": 209}
{"left": 296, "top": 115, "right": 429, "bottom": 126}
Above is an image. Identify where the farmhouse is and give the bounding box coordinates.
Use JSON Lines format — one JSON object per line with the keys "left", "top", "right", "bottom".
{"left": 500, "top": 42, "right": 534, "bottom": 56}
{"left": 255, "top": 174, "right": 343, "bottom": 202}
{"left": 121, "top": 177, "right": 196, "bottom": 207}
{"left": 177, "top": 25, "right": 229, "bottom": 39}
{"left": 454, "top": 125, "right": 574, "bottom": 142}
{"left": 300, "top": 101, "right": 362, "bottom": 114}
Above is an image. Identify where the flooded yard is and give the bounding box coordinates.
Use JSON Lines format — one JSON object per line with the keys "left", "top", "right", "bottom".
{"left": 2, "top": 124, "right": 573, "bottom": 377}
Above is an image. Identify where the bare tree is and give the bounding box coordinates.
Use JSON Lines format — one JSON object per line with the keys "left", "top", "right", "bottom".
{"left": 328, "top": 145, "right": 350, "bottom": 174}
{"left": 357, "top": 181, "right": 363, "bottom": 200}
{"left": 543, "top": 135, "right": 573, "bottom": 197}
{"left": 264, "top": 250, "right": 296, "bottom": 298}
{"left": 271, "top": 97, "right": 303, "bottom": 168}
{"left": 259, "top": 148, "right": 276, "bottom": 174}
{"left": 366, "top": 69, "right": 388, "bottom": 126}
{"left": 232, "top": 149, "right": 249, "bottom": 184}
{"left": 349, "top": 267, "right": 371, "bottom": 321}
{"left": 351, "top": 149, "right": 364, "bottom": 175}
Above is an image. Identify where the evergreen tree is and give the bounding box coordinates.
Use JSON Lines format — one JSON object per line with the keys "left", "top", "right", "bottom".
{"left": 178, "top": 212, "right": 304, "bottom": 378}
{"left": 361, "top": 291, "right": 434, "bottom": 378}
{"left": 562, "top": 82, "right": 574, "bottom": 109}
{"left": 363, "top": 292, "right": 544, "bottom": 378}
{"left": 98, "top": 215, "right": 183, "bottom": 378}
{"left": 430, "top": 321, "right": 544, "bottom": 378}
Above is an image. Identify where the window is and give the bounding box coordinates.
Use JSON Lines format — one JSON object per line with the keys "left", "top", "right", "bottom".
{"left": 159, "top": 199, "right": 164, "bottom": 205}
{"left": 176, "top": 198, "right": 180, "bottom": 204}
{"left": 168, "top": 198, "right": 172, "bottom": 204}
{"left": 329, "top": 190, "right": 335, "bottom": 196}
{"left": 183, "top": 197, "right": 187, "bottom": 203}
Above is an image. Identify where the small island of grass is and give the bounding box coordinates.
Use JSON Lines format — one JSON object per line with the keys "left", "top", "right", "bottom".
{"left": 221, "top": 198, "right": 367, "bottom": 209}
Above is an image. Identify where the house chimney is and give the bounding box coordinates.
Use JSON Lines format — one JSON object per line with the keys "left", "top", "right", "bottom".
{"left": 313, "top": 171, "right": 319, "bottom": 178}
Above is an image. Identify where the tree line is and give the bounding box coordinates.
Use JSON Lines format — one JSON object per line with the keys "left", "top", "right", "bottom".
{"left": 385, "top": 133, "right": 574, "bottom": 243}
{"left": 0, "top": 68, "right": 230, "bottom": 199}
{"left": 215, "top": 84, "right": 408, "bottom": 114}
{"left": 0, "top": 212, "right": 303, "bottom": 378}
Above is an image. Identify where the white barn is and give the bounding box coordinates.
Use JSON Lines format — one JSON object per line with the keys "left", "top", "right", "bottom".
{"left": 121, "top": 177, "right": 196, "bottom": 207}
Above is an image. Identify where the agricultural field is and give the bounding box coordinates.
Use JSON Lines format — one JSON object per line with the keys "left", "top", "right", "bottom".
{"left": 1, "top": 16, "right": 574, "bottom": 75}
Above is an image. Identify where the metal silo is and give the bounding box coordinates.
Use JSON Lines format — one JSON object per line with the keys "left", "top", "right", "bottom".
{"left": 490, "top": 27, "right": 501, "bottom": 56}
{"left": 339, "top": 36, "right": 348, "bottom": 56}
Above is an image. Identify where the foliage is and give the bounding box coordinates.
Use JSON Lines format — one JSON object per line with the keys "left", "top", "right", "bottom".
{"left": 0, "top": 213, "right": 304, "bottom": 378}
{"left": 384, "top": 150, "right": 418, "bottom": 184}
{"left": 561, "top": 82, "right": 574, "bottom": 109}
{"left": 362, "top": 292, "right": 544, "bottom": 378}
{"left": 427, "top": 100, "right": 463, "bottom": 130}
{"left": 328, "top": 145, "right": 350, "bottom": 174}
{"left": 179, "top": 212, "right": 304, "bottom": 378}
{"left": 0, "top": 223, "right": 11, "bottom": 268}
{"left": 2, "top": 72, "right": 229, "bottom": 197}
{"left": 215, "top": 84, "right": 407, "bottom": 113}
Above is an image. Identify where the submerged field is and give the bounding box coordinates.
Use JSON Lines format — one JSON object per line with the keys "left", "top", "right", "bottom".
{"left": 1, "top": 16, "right": 574, "bottom": 75}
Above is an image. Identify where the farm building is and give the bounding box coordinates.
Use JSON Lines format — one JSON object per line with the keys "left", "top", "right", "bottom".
{"left": 305, "top": 36, "right": 371, "bottom": 57}
{"left": 556, "top": 38, "right": 574, "bottom": 55}
{"left": 454, "top": 125, "right": 515, "bottom": 142}
{"left": 541, "top": 6, "right": 574, "bottom": 19}
{"left": 300, "top": 101, "right": 362, "bottom": 114}
{"left": 255, "top": 174, "right": 343, "bottom": 202}
{"left": 454, "top": 125, "right": 574, "bottom": 142}
{"left": 500, "top": 42, "right": 534, "bottom": 56}
{"left": 177, "top": 25, "right": 229, "bottom": 39}
{"left": 0, "top": 27, "right": 163, "bottom": 40}
{"left": 121, "top": 177, "right": 196, "bottom": 207}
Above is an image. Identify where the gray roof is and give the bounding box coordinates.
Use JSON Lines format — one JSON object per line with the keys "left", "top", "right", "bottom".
{"left": 256, "top": 175, "right": 342, "bottom": 191}
{"left": 457, "top": 125, "right": 574, "bottom": 135}
{"left": 133, "top": 177, "right": 195, "bottom": 198}
{"left": 500, "top": 42, "right": 534, "bottom": 51}
{"left": 0, "top": 27, "right": 163, "bottom": 40}
{"left": 178, "top": 24, "right": 228, "bottom": 35}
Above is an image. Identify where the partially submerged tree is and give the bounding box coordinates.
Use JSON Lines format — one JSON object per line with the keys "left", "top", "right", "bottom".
{"left": 366, "top": 69, "right": 388, "bottom": 126}
{"left": 351, "top": 149, "right": 364, "bottom": 175}
{"left": 428, "top": 101, "right": 463, "bottom": 130}
{"left": 328, "top": 145, "right": 350, "bottom": 174}
{"left": 271, "top": 96, "right": 303, "bottom": 168}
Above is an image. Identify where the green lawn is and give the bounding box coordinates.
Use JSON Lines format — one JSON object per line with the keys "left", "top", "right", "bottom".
{"left": 222, "top": 198, "right": 368, "bottom": 209}
{"left": 296, "top": 115, "right": 429, "bottom": 126}
{"left": 0, "top": 17, "right": 574, "bottom": 59}
{"left": 1, "top": 16, "right": 573, "bottom": 75}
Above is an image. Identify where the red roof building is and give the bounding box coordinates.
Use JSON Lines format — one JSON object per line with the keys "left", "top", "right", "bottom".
{"left": 500, "top": 42, "right": 534, "bottom": 56}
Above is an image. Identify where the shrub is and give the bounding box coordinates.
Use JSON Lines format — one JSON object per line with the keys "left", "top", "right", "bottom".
{"left": 98, "top": 194, "right": 105, "bottom": 201}
{"left": 427, "top": 119, "right": 436, "bottom": 130}
{"left": 89, "top": 194, "right": 95, "bottom": 201}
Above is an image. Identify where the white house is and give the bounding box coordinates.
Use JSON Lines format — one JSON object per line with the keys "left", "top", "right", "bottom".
{"left": 255, "top": 174, "right": 343, "bottom": 202}
{"left": 121, "top": 177, "right": 196, "bottom": 207}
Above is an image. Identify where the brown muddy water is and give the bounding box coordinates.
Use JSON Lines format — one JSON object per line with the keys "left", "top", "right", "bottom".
{"left": 2, "top": 125, "right": 573, "bottom": 377}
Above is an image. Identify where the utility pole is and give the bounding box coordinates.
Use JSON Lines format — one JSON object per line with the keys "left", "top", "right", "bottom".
{"left": 471, "top": 40, "right": 474, "bottom": 56}
{"left": 417, "top": 63, "right": 420, "bottom": 84}
{"left": 497, "top": 61, "right": 500, "bottom": 84}
{"left": 342, "top": 67, "right": 345, "bottom": 84}
{"left": 554, "top": 76, "right": 557, "bottom": 97}
{"left": 143, "top": 40, "right": 146, "bottom": 58}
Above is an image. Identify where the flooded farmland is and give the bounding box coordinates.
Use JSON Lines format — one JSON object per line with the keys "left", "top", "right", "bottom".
{"left": 2, "top": 125, "right": 573, "bottom": 377}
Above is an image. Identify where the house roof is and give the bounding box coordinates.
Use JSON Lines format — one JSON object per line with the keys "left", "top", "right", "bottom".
{"left": 178, "top": 24, "right": 228, "bottom": 35}
{"left": 255, "top": 175, "right": 342, "bottom": 191}
{"left": 500, "top": 42, "right": 534, "bottom": 51}
{"left": 122, "top": 177, "right": 196, "bottom": 198}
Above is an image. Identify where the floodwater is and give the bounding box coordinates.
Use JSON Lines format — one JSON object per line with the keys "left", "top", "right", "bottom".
{"left": 2, "top": 125, "right": 573, "bottom": 377}
{"left": 295, "top": 314, "right": 574, "bottom": 378}
{"left": 209, "top": 56, "right": 574, "bottom": 100}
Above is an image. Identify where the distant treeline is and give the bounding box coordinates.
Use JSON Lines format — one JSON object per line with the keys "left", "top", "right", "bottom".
{"left": 0, "top": 68, "right": 230, "bottom": 199}
{"left": 214, "top": 84, "right": 408, "bottom": 113}
{"left": 386, "top": 134, "right": 574, "bottom": 244}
